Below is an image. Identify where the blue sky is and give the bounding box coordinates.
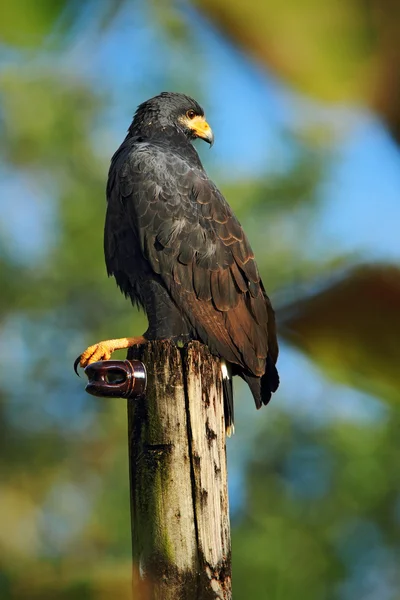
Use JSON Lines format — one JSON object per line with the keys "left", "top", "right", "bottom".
{"left": 2, "top": 2, "right": 399, "bottom": 265}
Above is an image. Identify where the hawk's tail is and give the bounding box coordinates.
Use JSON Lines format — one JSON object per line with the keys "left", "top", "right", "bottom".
{"left": 241, "top": 355, "right": 280, "bottom": 409}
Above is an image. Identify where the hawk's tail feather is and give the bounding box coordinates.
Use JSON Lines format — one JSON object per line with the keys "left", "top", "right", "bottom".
{"left": 241, "top": 355, "right": 280, "bottom": 409}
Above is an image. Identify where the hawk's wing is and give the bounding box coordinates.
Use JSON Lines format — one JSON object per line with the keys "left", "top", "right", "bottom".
{"left": 105, "top": 141, "right": 278, "bottom": 379}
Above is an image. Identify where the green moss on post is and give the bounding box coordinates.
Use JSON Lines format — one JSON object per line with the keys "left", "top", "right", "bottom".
{"left": 127, "top": 340, "right": 232, "bottom": 600}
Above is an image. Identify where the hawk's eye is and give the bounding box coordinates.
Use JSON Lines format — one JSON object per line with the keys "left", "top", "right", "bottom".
{"left": 186, "top": 110, "right": 196, "bottom": 119}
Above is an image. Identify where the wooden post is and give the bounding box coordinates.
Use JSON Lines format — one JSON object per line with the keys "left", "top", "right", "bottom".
{"left": 127, "top": 340, "right": 232, "bottom": 600}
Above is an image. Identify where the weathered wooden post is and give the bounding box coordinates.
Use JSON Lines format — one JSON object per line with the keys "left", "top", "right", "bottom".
{"left": 127, "top": 340, "right": 231, "bottom": 600}
{"left": 84, "top": 340, "right": 232, "bottom": 599}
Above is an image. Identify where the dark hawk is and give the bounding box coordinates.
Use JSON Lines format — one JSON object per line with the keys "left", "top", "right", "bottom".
{"left": 76, "top": 92, "right": 279, "bottom": 430}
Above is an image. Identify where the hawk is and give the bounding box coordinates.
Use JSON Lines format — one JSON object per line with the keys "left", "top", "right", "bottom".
{"left": 76, "top": 92, "right": 279, "bottom": 430}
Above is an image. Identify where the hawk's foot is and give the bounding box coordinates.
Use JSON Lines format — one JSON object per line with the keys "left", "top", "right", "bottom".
{"left": 74, "top": 336, "right": 146, "bottom": 375}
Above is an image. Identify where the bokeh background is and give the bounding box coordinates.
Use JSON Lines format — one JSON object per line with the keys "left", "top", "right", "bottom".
{"left": 1, "top": 1, "right": 400, "bottom": 598}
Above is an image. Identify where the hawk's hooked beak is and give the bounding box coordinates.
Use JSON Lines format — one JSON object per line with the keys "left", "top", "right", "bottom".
{"left": 182, "top": 114, "right": 214, "bottom": 147}
{"left": 191, "top": 115, "right": 214, "bottom": 146}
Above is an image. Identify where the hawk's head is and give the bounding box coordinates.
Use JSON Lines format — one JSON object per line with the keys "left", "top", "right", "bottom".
{"left": 130, "top": 92, "right": 214, "bottom": 146}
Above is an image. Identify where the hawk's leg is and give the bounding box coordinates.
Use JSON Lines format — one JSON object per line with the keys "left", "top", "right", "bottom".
{"left": 75, "top": 336, "right": 146, "bottom": 372}
{"left": 75, "top": 282, "right": 194, "bottom": 373}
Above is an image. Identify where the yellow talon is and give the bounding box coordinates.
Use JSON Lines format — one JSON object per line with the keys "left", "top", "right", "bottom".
{"left": 74, "top": 336, "right": 146, "bottom": 375}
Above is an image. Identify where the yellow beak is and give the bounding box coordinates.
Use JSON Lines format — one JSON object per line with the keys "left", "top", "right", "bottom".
{"left": 190, "top": 115, "right": 214, "bottom": 146}
{"left": 179, "top": 114, "right": 214, "bottom": 146}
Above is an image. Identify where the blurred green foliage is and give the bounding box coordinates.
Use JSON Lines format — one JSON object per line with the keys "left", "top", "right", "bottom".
{"left": 233, "top": 412, "right": 400, "bottom": 599}
{"left": 196, "top": 0, "right": 400, "bottom": 143}
{"left": 280, "top": 266, "right": 400, "bottom": 406}
{"left": 0, "top": 0, "right": 68, "bottom": 47}
{"left": 1, "top": 1, "right": 399, "bottom": 599}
